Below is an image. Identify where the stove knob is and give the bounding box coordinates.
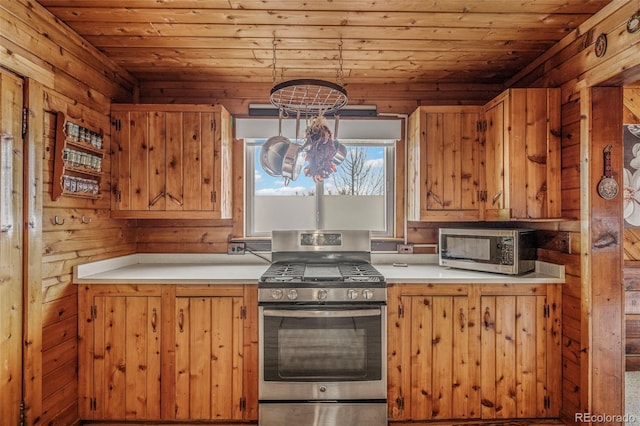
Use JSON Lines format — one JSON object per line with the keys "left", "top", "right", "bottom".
{"left": 362, "top": 289, "right": 374, "bottom": 300}
{"left": 287, "top": 289, "right": 298, "bottom": 300}
{"left": 271, "top": 289, "right": 284, "bottom": 300}
{"left": 317, "top": 289, "right": 328, "bottom": 301}
{"left": 347, "top": 289, "right": 359, "bottom": 300}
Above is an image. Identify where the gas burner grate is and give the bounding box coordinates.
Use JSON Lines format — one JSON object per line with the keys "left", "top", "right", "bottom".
{"left": 338, "top": 263, "right": 382, "bottom": 277}
{"left": 261, "top": 263, "right": 306, "bottom": 282}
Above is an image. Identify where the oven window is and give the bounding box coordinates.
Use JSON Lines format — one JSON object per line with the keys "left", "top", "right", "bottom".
{"left": 262, "top": 308, "right": 383, "bottom": 382}
{"left": 278, "top": 327, "right": 367, "bottom": 378}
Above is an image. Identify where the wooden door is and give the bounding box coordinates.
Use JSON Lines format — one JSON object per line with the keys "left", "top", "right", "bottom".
{"left": 90, "top": 296, "right": 161, "bottom": 420}
{"left": 483, "top": 98, "right": 508, "bottom": 220}
{"left": 480, "top": 295, "right": 552, "bottom": 419}
{"left": 423, "top": 111, "right": 481, "bottom": 220}
{"left": 175, "top": 296, "right": 244, "bottom": 420}
{"left": 388, "top": 293, "right": 479, "bottom": 420}
{"left": 0, "top": 69, "right": 24, "bottom": 425}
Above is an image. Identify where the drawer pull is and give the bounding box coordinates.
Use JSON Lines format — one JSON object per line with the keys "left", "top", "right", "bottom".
{"left": 178, "top": 308, "right": 184, "bottom": 333}
{"left": 151, "top": 308, "right": 157, "bottom": 333}
{"left": 483, "top": 307, "right": 493, "bottom": 330}
{"left": 167, "top": 192, "right": 183, "bottom": 206}
{"left": 491, "top": 190, "right": 503, "bottom": 206}
{"left": 149, "top": 191, "right": 165, "bottom": 207}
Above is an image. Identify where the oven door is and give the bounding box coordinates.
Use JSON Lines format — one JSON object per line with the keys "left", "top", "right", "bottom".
{"left": 259, "top": 304, "right": 386, "bottom": 401}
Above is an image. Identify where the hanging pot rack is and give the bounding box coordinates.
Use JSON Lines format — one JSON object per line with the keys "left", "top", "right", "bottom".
{"left": 269, "top": 37, "right": 348, "bottom": 117}
{"left": 270, "top": 79, "right": 348, "bottom": 117}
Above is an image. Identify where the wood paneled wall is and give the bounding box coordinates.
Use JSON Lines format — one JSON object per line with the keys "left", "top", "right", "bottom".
{"left": 2, "top": 1, "right": 137, "bottom": 424}
{"left": 40, "top": 97, "right": 137, "bottom": 423}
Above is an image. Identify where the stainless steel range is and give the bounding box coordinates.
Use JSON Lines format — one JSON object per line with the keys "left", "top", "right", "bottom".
{"left": 258, "top": 230, "right": 387, "bottom": 426}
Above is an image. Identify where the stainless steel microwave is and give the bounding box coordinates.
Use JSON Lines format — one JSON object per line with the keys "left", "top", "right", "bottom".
{"left": 439, "top": 228, "right": 536, "bottom": 275}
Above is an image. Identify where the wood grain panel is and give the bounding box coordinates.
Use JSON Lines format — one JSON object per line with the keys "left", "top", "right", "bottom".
{"left": 431, "top": 297, "right": 453, "bottom": 419}
{"left": 182, "top": 112, "right": 202, "bottom": 210}
{"left": 201, "top": 112, "right": 215, "bottom": 211}
{"left": 130, "top": 111, "right": 150, "bottom": 210}
{"left": 148, "top": 111, "right": 167, "bottom": 211}
{"left": 410, "top": 296, "right": 433, "bottom": 420}
{"left": 165, "top": 112, "right": 184, "bottom": 211}
{"left": 0, "top": 69, "right": 24, "bottom": 426}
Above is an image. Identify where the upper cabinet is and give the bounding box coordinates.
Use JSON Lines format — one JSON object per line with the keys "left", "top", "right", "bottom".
{"left": 110, "top": 104, "right": 232, "bottom": 219}
{"left": 408, "top": 88, "right": 562, "bottom": 222}
{"left": 407, "top": 106, "right": 483, "bottom": 221}
{"left": 482, "top": 88, "right": 562, "bottom": 220}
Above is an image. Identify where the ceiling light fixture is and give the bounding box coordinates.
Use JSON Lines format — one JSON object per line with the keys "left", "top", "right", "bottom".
{"left": 269, "top": 37, "right": 348, "bottom": 117}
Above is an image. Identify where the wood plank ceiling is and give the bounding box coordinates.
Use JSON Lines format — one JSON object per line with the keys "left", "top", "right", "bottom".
{"left": 37, "top": 0, "right": 613, "bottom": 88}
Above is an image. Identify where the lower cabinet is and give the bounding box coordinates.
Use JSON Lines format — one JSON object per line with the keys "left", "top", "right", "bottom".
{"left": 387, "top": 283, "right": 561, "bottom": 422}
{"left": 78, "top": 284, "right": 258, "bottom": 422}
{"left": 174, "top": 295, "right": 244, "bottom": 420}
{"left": 80, "top": 293, "right": 162, "bottom": 420}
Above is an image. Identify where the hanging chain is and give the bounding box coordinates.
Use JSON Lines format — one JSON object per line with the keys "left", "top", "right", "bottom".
{"left": 336, "top": 39, "right": 345, "bottom": 86}
{"left": 271, "top": 35, "right": 278, "bottom": 85}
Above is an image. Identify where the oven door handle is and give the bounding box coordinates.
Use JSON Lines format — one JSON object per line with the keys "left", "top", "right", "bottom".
{"left": 262, "top": 308, "right": 381, "bottom": 318}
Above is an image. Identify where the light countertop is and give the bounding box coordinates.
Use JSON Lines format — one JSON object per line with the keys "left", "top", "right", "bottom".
{"left": 74, "top": 253, "right": 564, "bottom": 285}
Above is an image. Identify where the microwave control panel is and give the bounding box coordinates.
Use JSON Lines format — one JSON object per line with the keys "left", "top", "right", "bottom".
{"left": 499, "top": 237, "right": 514, "bottom": 265}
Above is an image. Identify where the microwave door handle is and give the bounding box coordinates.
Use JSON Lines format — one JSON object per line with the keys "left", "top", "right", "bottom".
{"left": 263, "top": 308, "right": 381, "bottom": 318}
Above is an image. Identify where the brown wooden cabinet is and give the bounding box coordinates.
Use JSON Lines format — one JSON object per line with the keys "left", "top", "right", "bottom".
{"left": 78, "top": 288, "right": 162, "bottom": 420}
{"left": 78, "top": 284, "right": 258, "bottom": 422}
{"left": 407, "top": 106, "right": 483, "bottom": 221}
{"left": 479, "top": 294, "right": 560, "bottom": 419}
{"left": 387, "top": 287, "right": 479, "bottom": 421}
{"left": 110, "top": 104, "right": 232, "bottom": 219}
{"left": 482, "top": 88, "right": 562, "bottom": 220}
{"left": 387, "top": 283, "right": 561, "bottom": 422}
{"left": 174, "top": 294, "right": 245, "bottom": 420}
{"left": 407, "top": 89, "right": 561, "bottom": 222}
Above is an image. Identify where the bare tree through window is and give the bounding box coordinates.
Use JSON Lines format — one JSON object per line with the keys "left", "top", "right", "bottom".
{"left": 331, "top": 147, "right": 384, "bottom": 195}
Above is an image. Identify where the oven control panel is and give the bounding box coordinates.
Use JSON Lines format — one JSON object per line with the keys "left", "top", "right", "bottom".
{"left": 300, "top": 232, "right": 342, "bottom": 247}
{"left": 259, "top": 287, "right": 387, "bottom": 303}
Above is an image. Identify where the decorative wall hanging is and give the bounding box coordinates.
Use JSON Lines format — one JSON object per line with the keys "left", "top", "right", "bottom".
{"left": 597, "top": 144, "right": 618, "bottom": 200}
{"left": 594, "top": 33, "right": 607, "bottom": 58}
{"left": 627, "top": 11, "right": 640, "bottom": 33}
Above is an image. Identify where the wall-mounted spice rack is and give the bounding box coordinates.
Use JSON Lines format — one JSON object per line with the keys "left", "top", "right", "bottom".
{"left": 52, "top": 111, "right": 104, "bottom": 200}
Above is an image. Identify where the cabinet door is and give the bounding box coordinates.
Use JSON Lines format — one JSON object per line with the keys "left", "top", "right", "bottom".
{"left": 482, "top": 89, "right": 561, "bottom": 220}
{"left": 89, "top": 296, "right": 161, "bottom": 420}
{"left": 480, "top": 295, "right": 556, "bottom": 419}
{"left": 175, "top": 296, "right": 244, "bottom": 420}
{"left": 407, "top": 107, "right": 482, "bottom": 222}
{"left": 483, "top": 99, "right": 508, "bottom": 220}
{"left": 111, "top": 105, "right": 232, "bottom": 219}
{"left": 507, "top": 89, "right": 562, "bottom": 219}
{"left": 388, "top": 292, "right": 479, "bottom": 420}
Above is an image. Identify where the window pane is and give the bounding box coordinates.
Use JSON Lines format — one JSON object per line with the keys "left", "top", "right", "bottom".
{"left": 246, "top": 137, "right": 394, "bottom": 237}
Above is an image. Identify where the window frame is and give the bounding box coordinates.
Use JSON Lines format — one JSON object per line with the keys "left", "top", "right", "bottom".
{"left": 245, "top": 139, "right": 396, "bottom": 238}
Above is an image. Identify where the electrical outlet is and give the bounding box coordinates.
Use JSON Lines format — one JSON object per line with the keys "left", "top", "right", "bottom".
{"left": 397, "top": 244, "right": 414, "bottom": 254}
{"left": 227, "top": 242, "right": 246, "bottom": 255}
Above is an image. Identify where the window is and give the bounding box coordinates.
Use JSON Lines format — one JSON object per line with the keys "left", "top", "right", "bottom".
{"left": 242, "top": 119, "right": 397, "bottom": 237}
